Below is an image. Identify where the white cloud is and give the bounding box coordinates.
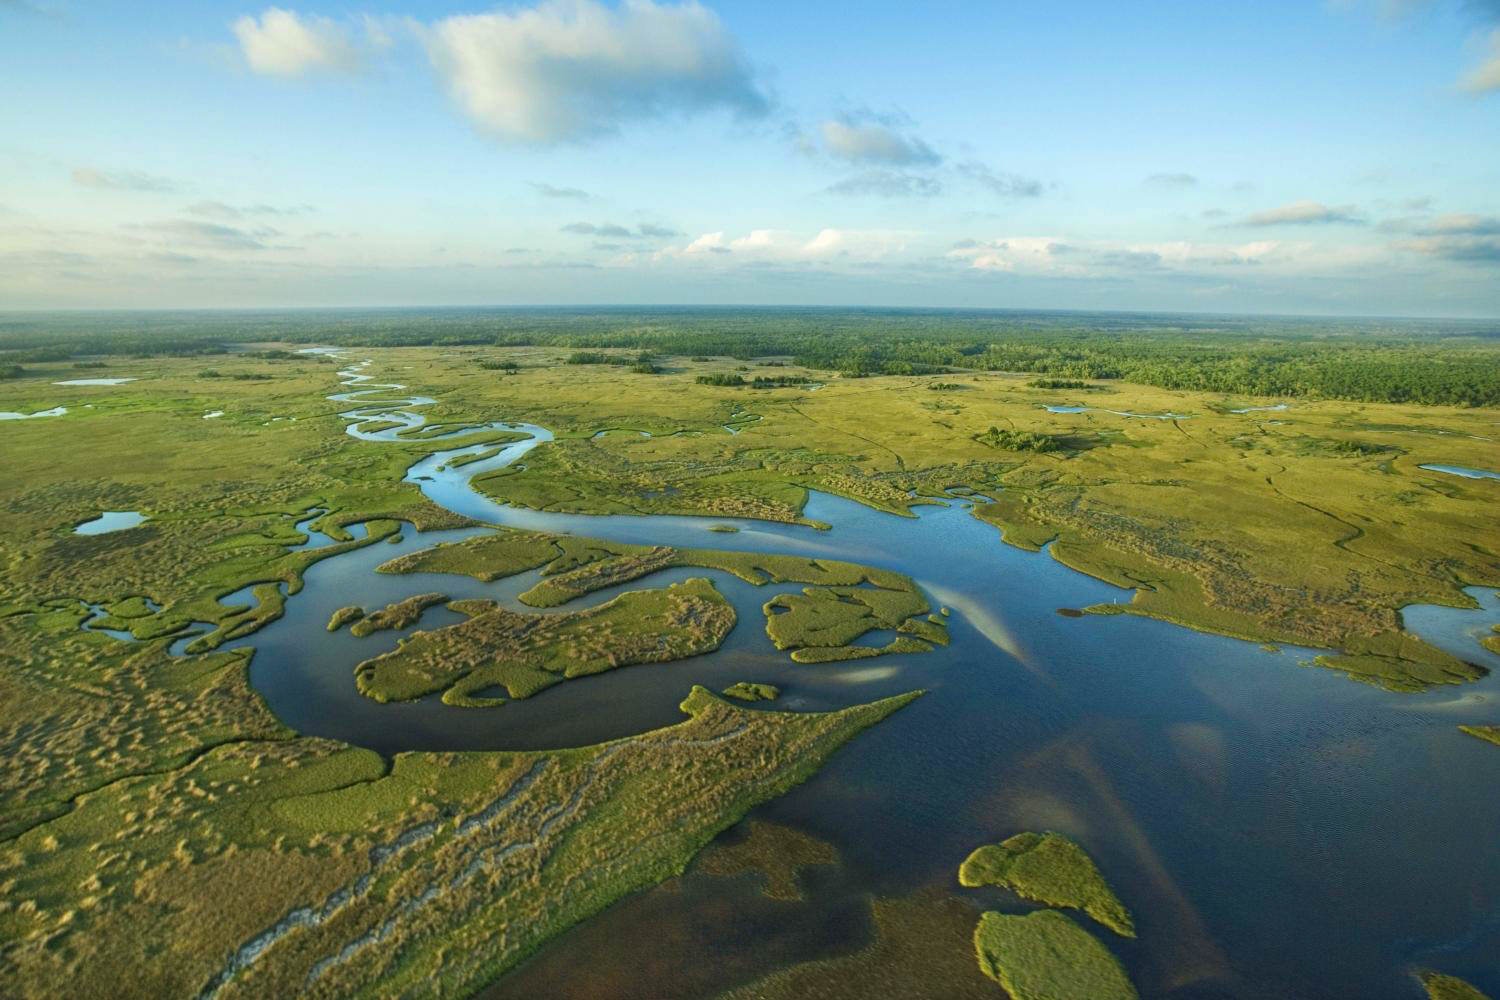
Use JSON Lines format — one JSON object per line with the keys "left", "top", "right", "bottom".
{"left": 819, "top": 118, "right": 939, "bottom": 166}
{"left": 233, "top": 7, "right": 363, "bottom": 77}
{"left": 422, "top": 0, "right": 768, "bottom": 143}
{"left": 1241, "top": 201, "right": 1364, "bottom": 226}
{"left": 948, "top": 237, "right": 1289, "bottom": 275}
{"left": 684, "top": 231, "right": 729, "bottom": 254}
{"left": 1461, "top": 28, "right": 1500, "bottom": 93}
{"left": 72, "top": 167, "right": 180, "bottom": 193}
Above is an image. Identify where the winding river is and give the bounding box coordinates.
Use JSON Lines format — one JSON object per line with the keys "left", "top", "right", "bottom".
{"left": 97, "top": 351, "right": 1500, "bottom": 997}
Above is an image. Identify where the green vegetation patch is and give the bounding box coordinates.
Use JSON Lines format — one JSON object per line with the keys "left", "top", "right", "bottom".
{"left": 1313, "top": 630, "right": 1486, "bottom": 693}
{"left": 1420, "top": 971, "right": 1494, "bottom": 1000}
{"left": 0, "top": 683, "right": 920, "bottom": 999}
{"left": 959, "top": 831, "right": 1135, "bottom": 937}
{"left": 765, "top": 582, "right": 927, "bottom": 653}
{"left": 354, "top": 578, "right": 736, "bottom": 707}
{"left": 976, "top": 426, "right": 1064, "bottom": 453}
{"left": 973, "top": 909, "right": 1137, "bottom": 1000}
{"left": 326, "top": 605, "right": 363, "bottom": 631}
{"left": 1458, "top": 725, "right": 1500, "bottom": 748}
{"left": 378, "top": 529, "right": 561, "bottom": 581}
{"left": 723, "top": 681, "right": 779, "bottom": 701}
{"left": 348, "top": 592, "right": 446, "bottom": 637}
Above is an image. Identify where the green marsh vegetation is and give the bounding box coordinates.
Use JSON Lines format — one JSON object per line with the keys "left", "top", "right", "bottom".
{"left": 0, "top": 679, "right": 919, "bottom": 998}
{"left": 347, "top": 591, "right": 446, "bottom": 637}
{"left": 326, "top": 605, "right": 363, "bottom": 631}
{"left": 1458, "top": 725, "right": 1500, "bottom": 748}
{"left": 958, "top": 832, "right": 1134, "bottom": 937}
{"left": 973, "top": 910, "right": 1138, "bottom": 1000}
{"left": 2, "top": 322, "right": 1498, "bottom": 996}
{"left": 1420, "top": 971, "right": 1495, "bottom": 1000}
{"left": 723, "top": 682, "right": 779, "bottom": 701}
{"left": 353, "top": 579, "right": 737, "bottom": 707}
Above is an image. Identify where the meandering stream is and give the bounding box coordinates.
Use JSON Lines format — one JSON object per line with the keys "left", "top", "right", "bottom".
{"left": 86, "top": 350, "right": 1500, "bottom": 996}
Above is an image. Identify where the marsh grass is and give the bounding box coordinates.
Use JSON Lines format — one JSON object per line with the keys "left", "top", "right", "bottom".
{"left": 959, "top": 831, "right": 1134, "bottom": 937}
{"left": 973, "top": 909, "right": 1137, "bottom": 1000}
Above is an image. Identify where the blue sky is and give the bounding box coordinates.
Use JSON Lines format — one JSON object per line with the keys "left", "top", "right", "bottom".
{"left": 2, "top": 0, "right": 1498, "bottom": 314}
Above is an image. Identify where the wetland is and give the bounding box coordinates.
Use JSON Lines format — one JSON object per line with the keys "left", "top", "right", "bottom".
{"left": 2, "top": 317, "right": 1498, "bottom": 1000}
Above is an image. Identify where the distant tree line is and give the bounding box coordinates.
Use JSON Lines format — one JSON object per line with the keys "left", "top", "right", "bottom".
{"left": 3, "top": 307, "right": 1497, "bottom": 407}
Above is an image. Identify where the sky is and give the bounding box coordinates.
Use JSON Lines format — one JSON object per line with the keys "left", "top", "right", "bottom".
{"left": 2, "top": 0, "right": 1498, "bottom": 315}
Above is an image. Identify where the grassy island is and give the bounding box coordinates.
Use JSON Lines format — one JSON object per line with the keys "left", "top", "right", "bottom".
{"left": 354, "top": 579, "right": 736, "bottom": 707}
{"left": 973, "top": 909, "right": 1137, "bottom": 1000}
{"left": 959, "top": 831, "right": 1134, "bottom": 937}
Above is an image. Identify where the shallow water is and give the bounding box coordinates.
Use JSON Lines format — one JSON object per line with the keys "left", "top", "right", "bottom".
{"left": 74, "top": 510, "right": 146, "bottom": 534}
{"left": 94, "top": 352, "right": 1500, "bottom": 996}
{"left": 1042, "top": 404, "right": 1193, "bottom": 419}
{"left": 52, "top": 377, "right": 138, "bottom": 386}
{"left": 1420, "top": 463, "right": 1500, "bottom": 481}
{"left": 0, "top": 406, "right": 66, "bottom": 420}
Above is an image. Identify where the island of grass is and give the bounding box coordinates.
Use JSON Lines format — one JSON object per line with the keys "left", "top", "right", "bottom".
{"left": 1421, "top": 971, "right": 1494, "bottom": 1000}
{"left": 1458, "top": 725, "right": 1500, "bottom": 748}
{"left": 348, "top": 592, "right": 446, "bottom": 637}
{"left": 354, "top": 578, "right": 736, "bottom": 708}
{"left": 1482, "top": 625, "right": 1500, "bottom": 656}
{"left": 723, "top": 681, "right": 779, "bottom": 701}
{"left": 973, "top": 909, "right": 1137, "bottom": 1000}
{"left": 959, "top": 831, "right": 1134, "bottom": 937}
{"left": 377, "top": 529, "right": 947, "bottom": 665}
{"left": 326, "top": 605, "right": 363, "bottom": 631}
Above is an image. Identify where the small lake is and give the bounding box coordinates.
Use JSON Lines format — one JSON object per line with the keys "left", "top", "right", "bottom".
{"left": 53, "top": 377, "right": 138, "bottom": 386}
{"left": 1420, "top": 463, "right": 1500, "bottom": 481}
{"left": 74, "top": 511, "right": 147, "bottom": 534}
{"left": 1042, "top": 405, "right": 1192, "bottom": 419}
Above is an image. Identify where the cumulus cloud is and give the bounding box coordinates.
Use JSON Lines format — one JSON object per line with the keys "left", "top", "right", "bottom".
{"left": 529, "top": 181, "right": 591, "bottom": 199}
{"left": 233, "top": 7, "right": 364, "bottom": 76}
{"left": 956, "top": 161, "right": 1043, "bottom": 198}
{"left": 1145, "top": 172, "right": 1198, "bottom": 189}
{"left": 818, "top": 115, "right": 939, "bottom": 166}
{"left": 561, "top": 221, "right": 679, "bottom": 238}
{"left": 422, "top": 0, "right": 768, "bottom": 143}
{"left": 1461, "top": 28, "right": 1500, "bottom": 91}
{"left": 72, "top": 167, "right": 180, "bottom": 193}
{"left": 824, "top": 170, "right": 942, "bottom": 198}
{"left": 1241, "top": 200, "right": 1364, "bottom": 226}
